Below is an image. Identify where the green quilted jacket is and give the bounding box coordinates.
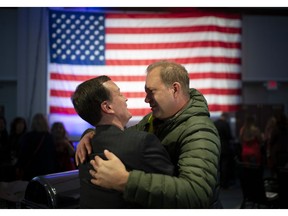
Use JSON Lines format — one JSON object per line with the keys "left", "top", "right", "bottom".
{"left": 125, "top": 88, "right": 221, "bottom": 208}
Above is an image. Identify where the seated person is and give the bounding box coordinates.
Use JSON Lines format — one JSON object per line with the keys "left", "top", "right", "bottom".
{"left": 71, "top": 75, "right": 174, "bottom": 208}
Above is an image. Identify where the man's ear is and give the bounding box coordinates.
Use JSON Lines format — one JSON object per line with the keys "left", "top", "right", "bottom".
{"left": 172, "top": 82, "right": 180, "bottom": 94}
{"left": 101, "top": 101, "right": 113, "bottom": 114}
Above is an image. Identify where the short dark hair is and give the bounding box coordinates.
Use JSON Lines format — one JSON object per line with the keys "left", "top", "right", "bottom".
{"left": 71, "top": 75, "right": 111, "bottom": 126}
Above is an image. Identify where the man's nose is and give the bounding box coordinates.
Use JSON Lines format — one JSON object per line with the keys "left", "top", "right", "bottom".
{"left": 144, "top": 95, "right": 150, "bottom": 103}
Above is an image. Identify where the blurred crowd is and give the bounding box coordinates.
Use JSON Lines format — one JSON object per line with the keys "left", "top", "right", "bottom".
{"left": 1, "top": 111, "right": 287, "bottom": 186}
{"left": 214, "top": 111, "right": 288, "bottom": 189}
{"left": 0, "top": 113, "right": 76, "bottom": 182}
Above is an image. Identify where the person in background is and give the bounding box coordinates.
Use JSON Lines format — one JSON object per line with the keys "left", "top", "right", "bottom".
{"left": 214, "top": 112, "right": 234, "bottom": 189}
{"left": 263, "top": 116, "right": 277, "bottom": 174}
{"left": 0, "top": 116, "right": 10, "bottom": 181}
{"left": 5, "top": 117, "right": 28, "bottom": 181}
{"left": 239, "top": 115, "right": 263, "bottom": 165}
{"left": 0, "top": 116, "right": 9, "bottom": 161}
{"left": 71, "top": 75, "right": 174, "bottom": 208}
{"left": 51, "top": 122, "right": 76, "bottom": 172}
{"left": 16, "top": 113, "right": 59, "bottom": 181}
{"left": 8, "top": 117, "right": 28, "bottom": 163}
{"left": 76, "top": 61, "right": 221, "bottom": 208}
{"left": 266, "top": 112, "right": 288, "bottom": 176}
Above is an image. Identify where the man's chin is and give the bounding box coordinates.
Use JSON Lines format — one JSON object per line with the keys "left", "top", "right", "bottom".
{"left": 128, "top": 114, "right": 132, "bottom": 119}
{"left": 151, "top": 111, "right": 160, "bottom": 119}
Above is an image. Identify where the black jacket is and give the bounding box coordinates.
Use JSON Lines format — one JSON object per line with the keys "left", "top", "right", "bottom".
{"left": 79, "top": 125, "right": 174, "bottom": 209}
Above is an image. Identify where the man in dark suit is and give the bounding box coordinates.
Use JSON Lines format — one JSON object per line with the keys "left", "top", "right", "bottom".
{"left": 71, "top": 75, "right": 174, "bottom": 208}
{"left": 214, "top": 112, "right": 234, "bottom": 189}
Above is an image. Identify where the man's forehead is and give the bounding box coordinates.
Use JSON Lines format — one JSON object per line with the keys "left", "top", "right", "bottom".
{"left": 103, "top": 80, "right": 119, "bottom": 90}
{"left": 146, "top": 73, "right": 162, "bottom": 86}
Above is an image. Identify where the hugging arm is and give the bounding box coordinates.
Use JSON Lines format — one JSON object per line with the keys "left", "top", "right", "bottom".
{"left": 75, "top": 129, "right": 94, "bottom": 166}
{"left": 90, "top": 129, "right": 220, "bottom": 208}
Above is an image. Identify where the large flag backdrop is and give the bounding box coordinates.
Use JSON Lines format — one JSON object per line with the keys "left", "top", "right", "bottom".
{"left": 48, "top": 8, "right": 242, "bottom": 138}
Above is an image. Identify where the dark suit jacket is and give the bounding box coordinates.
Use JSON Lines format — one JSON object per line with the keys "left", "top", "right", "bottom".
{"left": 79, "top": 125, "right": 174, "bottom": 209}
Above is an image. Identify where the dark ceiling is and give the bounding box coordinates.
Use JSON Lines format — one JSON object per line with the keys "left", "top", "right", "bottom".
{"left": 104, "top": 7, "right": 288, "bottom": 16}
{"left": 200, "top": 7, "right": 288, "bottom": 16}
{"left": 4, "top": 7, "right": 288, "bottom": 16}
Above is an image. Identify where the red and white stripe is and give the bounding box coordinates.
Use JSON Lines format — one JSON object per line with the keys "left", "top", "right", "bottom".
{"left": 48, "top": 11, "right": 242, "bottom": 136}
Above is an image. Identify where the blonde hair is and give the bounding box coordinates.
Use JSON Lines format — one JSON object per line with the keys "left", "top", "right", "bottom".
{"left": 31, "top": 113, "right": 49, "bottom": 132}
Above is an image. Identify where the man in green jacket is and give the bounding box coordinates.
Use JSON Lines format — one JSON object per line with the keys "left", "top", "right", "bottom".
{"left": 76, "top": 61, "right": 222, "bottom": 208}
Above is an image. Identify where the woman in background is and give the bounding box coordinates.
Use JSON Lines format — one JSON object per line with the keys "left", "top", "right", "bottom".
{"left": 239, "top": 115, "right": 263, "bottom": 165}
{"left": 16, "top": 113, "right": 59, "bottom": 180}
{"left": 51, "top": 122, "right": 76, "bottom": 172}
{"left": 8, "top": 117, "right": 27, "bottom": 163}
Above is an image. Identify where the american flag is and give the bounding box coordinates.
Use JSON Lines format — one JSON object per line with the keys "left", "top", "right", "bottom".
{"left": 48, "top": 8, "right": 242, "bottom": 137}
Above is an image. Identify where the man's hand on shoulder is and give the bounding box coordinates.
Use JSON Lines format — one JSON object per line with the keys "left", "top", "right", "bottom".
{"left": 89, "top": 149, "right": 129, "bottom": 192}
